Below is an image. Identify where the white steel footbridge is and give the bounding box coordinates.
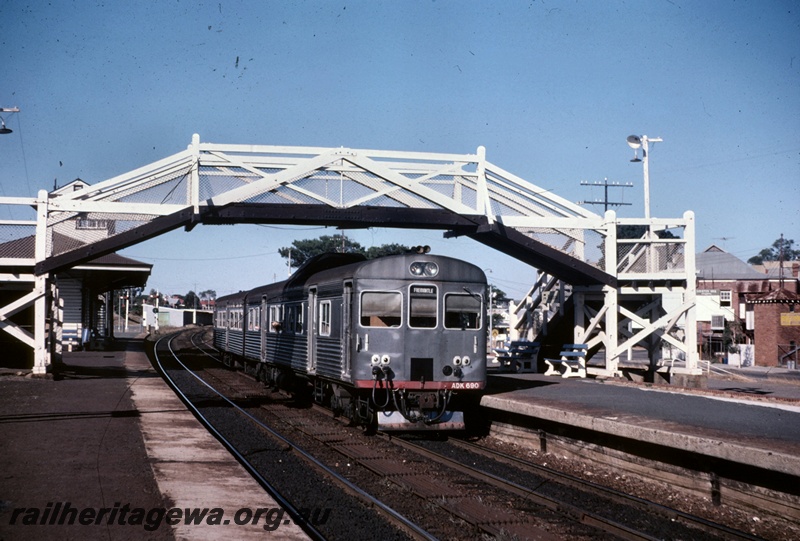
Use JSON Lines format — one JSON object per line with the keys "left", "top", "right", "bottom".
{"left": 0, "top": 134, "right": 699, "bottom": 377}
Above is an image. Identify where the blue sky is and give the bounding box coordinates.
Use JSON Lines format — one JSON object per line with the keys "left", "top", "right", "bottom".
{"left": 1, "top": 0, "right": 798, "bottom": 299}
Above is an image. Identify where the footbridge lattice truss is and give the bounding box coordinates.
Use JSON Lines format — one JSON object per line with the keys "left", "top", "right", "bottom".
{"left": 1, "top": 134, "right": 699, "bottom": 375}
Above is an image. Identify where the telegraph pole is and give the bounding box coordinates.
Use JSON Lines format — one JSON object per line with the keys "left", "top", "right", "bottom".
{"left": 578, "top": 178, "right": 633, "bottom": 212}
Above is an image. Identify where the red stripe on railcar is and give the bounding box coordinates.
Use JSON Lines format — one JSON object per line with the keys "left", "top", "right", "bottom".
{"left": 353, "top": 380, "right": 485, "bottom": 390}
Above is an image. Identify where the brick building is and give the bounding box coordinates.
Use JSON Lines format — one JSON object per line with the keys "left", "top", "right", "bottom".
{"left": 750, "top": 288, "right": 800, "bottom": 367}
{"left": 695, "top": 246, "right": 799, "bottom": 365}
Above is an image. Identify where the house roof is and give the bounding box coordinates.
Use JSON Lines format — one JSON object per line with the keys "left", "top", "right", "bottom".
{"left": 0, "top": 233, "right": 152, "bottom": 290}
{"left": 753, "top": 260, "right": 800, "bottom": 279}
{"left": 749, "top": 288, "right": 800, "bottom": 304}
{"left": 696, "top": 246, "right": 767, "bottom": 280}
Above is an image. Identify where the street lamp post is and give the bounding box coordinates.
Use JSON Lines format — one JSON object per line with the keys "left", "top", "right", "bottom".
{"left": 0, "top": 107, "right": 20, "bottom": 134}
{"left": 626, "top": 135, "right": 663, "bottom": 220}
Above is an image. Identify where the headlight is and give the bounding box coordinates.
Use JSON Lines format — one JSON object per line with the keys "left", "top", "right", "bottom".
{"left": 381, "top": 355, "right": 391, "bottom": 365}
{"left": 453, "top": 356, "right": 462, "bottom": 366}
{"left": 409, "top": 261, "right": 439, "bottom": 277}
{"left": 371, "top": 355, "right": 380, "bottom": 365}
{"left": 462, "top": 356, "right": 471, "bottom": 366}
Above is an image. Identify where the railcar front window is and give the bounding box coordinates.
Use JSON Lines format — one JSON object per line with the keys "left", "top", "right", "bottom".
{"left": 444, "top": 293, "right": 482, "bottom": 330}
{"left": 360, "top": 291, "right": 402, "bottom": 327}
{"left": 409, "top": 285, "right": 437, "bottom": 328}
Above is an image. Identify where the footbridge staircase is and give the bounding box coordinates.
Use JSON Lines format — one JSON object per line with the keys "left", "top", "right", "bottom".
{"left": 0, "top": 134, "right": 699, "bottom": 377}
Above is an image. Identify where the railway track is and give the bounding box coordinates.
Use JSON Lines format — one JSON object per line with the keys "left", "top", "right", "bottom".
{"left": 152, "top": 328, "right": 769, "bottom": 540}
{"left": 151, "top": 329, "right": 433, "bottom": 541}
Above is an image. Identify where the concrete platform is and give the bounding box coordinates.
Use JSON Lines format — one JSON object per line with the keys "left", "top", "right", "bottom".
{"left": 481, "top": 367, "right": 800, "bottom": 478}
{"left": 0, "top": 338, "right": 308, "bottom": 541}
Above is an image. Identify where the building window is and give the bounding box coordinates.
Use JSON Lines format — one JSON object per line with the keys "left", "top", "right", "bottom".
{"left": 719, "top": 290, "right": 732, "bottom": 307}
{"left": 76, "top": 219, "right": 110, "bottom": 230}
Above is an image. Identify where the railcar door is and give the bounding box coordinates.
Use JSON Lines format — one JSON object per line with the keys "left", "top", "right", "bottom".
{"left": 260, "top": 296, "right": 267, "bottom": 362}
{"left": 307, "top": 287, "right": 317, "bottom": 374}
{"left": 342, "top": 281, "right": 353, "bottom": 380}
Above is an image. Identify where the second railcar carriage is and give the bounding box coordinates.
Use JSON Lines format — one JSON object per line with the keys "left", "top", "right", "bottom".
{"left": 213, "top": 251, "right": 488, "bottom": 430}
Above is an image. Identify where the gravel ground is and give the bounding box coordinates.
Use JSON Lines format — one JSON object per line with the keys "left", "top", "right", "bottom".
{"left": 479, "top": 436, "right": 800, "bottom": 541}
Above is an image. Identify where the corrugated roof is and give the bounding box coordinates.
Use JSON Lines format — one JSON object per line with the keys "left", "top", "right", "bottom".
{"left": 696, "top": 246, "right": 767, "bottom": 280}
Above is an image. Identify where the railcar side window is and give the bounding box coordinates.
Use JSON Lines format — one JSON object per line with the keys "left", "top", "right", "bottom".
{"left": 285, "top": 304, "right": 303, "bottom": 334}
{"left": 247, "top": 307, "right": 260, "bottom": 331}
{"left": 231, "top": 310, "right": 239, "bottom": 330}
{"left": 319, "top": 301, "right": 332, "bottom": 336}
{"left": 360, "top": 291, "right": 401, "bottom": 327}
{"left": 409, "top": 285, "right": 437, "bottom": 328}
{"left": 268, "top": 305, "right": 282, "bottom": 332}
{"left": 444, "top": 293, "right": 482, "bottom": 330}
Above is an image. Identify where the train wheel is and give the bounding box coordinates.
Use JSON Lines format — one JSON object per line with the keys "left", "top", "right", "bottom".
{"left": 355, "top": 397, "right": 377, "bottom": 435}
{"left": 360, "top": 411, "right": 377, "bottom": 436}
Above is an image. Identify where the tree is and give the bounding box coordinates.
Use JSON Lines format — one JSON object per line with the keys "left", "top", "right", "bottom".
{"left": 365, "top": 243, "right": 410, "bottom": 259}
{"left": 747, "top": 237, "right": 800, "bottom": 265}
{"left": 184, "top": 291, "right": 200, "bottom": 309}
{"left": 279, "top": 235, "right": 364, "bottom": 269}
{"left": 279, "top": 236, "right": 410, "bottom": 269}
{"left": 489, "top": 285, "right": 511, "bottom": 306}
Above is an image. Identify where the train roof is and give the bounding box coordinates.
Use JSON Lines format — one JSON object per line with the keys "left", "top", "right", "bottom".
{"left": 214, "top": 252, "right": 367, "bottom": 306}
{"left": 308, "top": 252, "right": 486, "bottom": 285}
{"left": 214, "top": 251, "right": 486, "bottom": 307}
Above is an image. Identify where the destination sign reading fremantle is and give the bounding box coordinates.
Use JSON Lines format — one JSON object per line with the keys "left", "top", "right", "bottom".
{"left": 410, "top": 286, "right": 436, "bottom": 295}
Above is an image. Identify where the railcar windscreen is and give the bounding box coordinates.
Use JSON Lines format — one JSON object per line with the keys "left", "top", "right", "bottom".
{"left": 360, "top": 291, "right": 402, "bottom": 327}
{"left": 444, "top": 293, "right": 482, "bottom": 330}
{"left": 409, "top": 285, "right": 437, "bottom": 328}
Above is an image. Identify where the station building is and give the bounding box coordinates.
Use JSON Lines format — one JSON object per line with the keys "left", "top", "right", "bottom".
{"left": 0, "top": 180, "right": 152, "bottom": 369}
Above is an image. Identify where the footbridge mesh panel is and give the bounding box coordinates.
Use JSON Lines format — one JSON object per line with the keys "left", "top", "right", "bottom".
{"left": 115, "top": 167, "right": 192, "bottom": 205}
{"left": 198, "top": 165, "right": 270, "bottom": 200}
{"left": 515, "top": 227, "right": 607, "bottom": 271}
{"left": 617, "top": 240, "right": 686, "bottom": 275}
{"left": 0, "top": 224, "right": 37, "bottom": 259}
{"left": 48, "top": 212, "right": 162, "bottom": 257}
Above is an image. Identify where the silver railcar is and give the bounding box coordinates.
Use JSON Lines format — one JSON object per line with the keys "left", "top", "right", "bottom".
{"left": 213, "top": 252, "right": 487, "bottom": 430}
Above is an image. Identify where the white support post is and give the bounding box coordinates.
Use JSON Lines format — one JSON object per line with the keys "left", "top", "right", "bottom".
{"left": 475, "top": 145, "right": 493, "bottom": 223}
{"left": 682, "top": 210, "right": 700, "bottom": 373}
{"left": 52, "top": 280, "right": 63, "bottom": 364}
{"left": 604, "top": 210, "right": 620, "bottom": 376}
{"left": 189, "top": 133, "right": 201, "bottom": 214}
{"left": 33, "top": 190, "right": 50, "bottom": 374}
{"left": 573, "top": 290, "right": 586, "bottom": 344}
